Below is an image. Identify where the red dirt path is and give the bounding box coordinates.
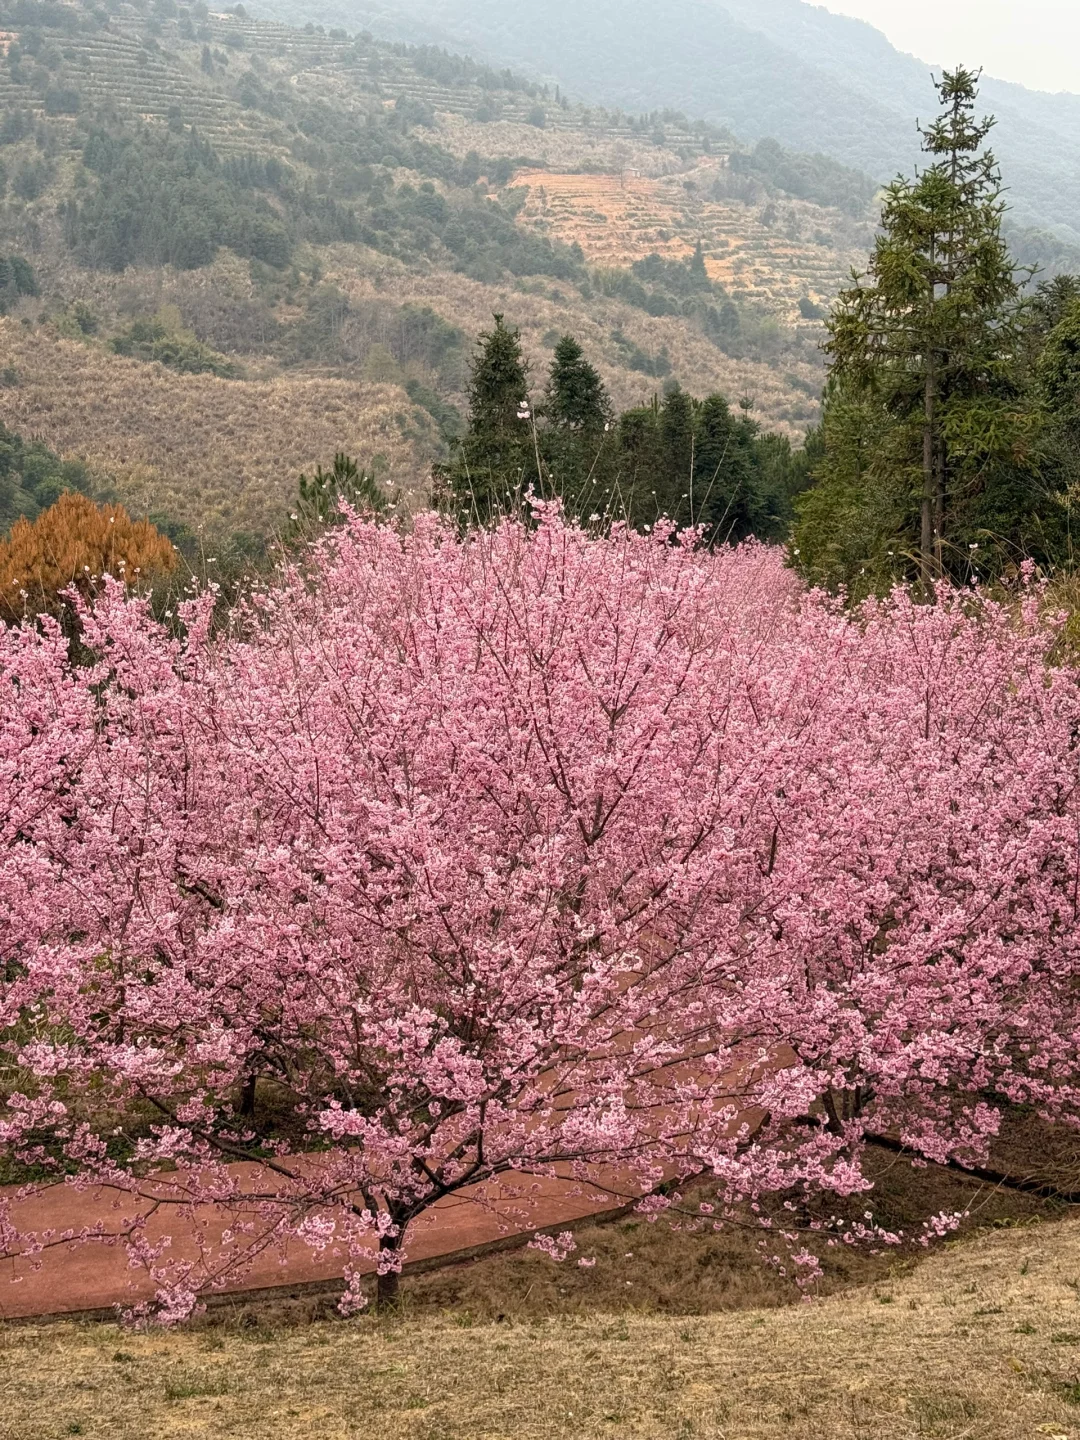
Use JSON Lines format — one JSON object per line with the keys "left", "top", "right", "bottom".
{"left": 1, "top": 1169, "right": 630, "bottom": 1320}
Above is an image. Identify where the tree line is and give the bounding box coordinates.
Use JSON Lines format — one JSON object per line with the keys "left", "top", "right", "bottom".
{"left": 433, "top": 316, "right": 806, "bottom": 544}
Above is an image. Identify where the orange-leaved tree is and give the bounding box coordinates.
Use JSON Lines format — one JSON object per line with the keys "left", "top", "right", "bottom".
{"left": 0, "top": 492, "right": 178, "bottom": 623}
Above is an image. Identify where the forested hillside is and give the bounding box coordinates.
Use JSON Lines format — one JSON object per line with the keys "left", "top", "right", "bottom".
{"left": 0, "top": 0, "right": 877, "bottom": 538}
{"left": 274, "top": 0, "right": 1080, "bottom": 253}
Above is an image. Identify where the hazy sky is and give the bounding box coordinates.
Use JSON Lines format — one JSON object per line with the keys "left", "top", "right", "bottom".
{"left": 820, "top": 0, "right": 1080, "bottom": 94}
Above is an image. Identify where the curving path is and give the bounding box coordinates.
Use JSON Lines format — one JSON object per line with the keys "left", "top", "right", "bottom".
{"left": 0, "top": 1167, "right": 635, "bottom": 1321}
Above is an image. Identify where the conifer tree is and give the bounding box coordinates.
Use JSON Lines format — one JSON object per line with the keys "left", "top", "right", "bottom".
{"left": 543, "top": 334, "right": 612, "bottom": 432}
{"left": 436, "top": 315, "right": 535, "bottom": 525}
{"left": 614, "top": 400, "right": 665, "bottom": 526}
{"left": 288, "top": 454, "right": 389, "bottom": 541}
{"left": 0, "top": 493, "right": 177, "bottom": 623}
{"left": 658, "top": 385, "right": 695, "bottom": 520}
{"left": 804, "top": 68, "right": 1041, "bottom": 589}
{"left": 693, "top": 393, "right": 759, "bottom": 540}
{"left": 540, "top": 336, "right": 613, "bottom": 521}
{"left": 689, "top": 239, "right": 710, "bottom": 291}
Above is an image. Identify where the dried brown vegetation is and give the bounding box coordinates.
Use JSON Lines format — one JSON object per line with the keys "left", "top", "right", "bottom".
{"left": 0, "top": 323, "right": 435, "bottom": 535}
{"left": 511, "top": 159, "right": 869, "bottom": 319}
{"left": 0, "top": 493, "right": 176, "bottom": 622}
{"left": 7, "top": 1208, "right": 1080, "bottom": 1439}
{"left": 318, "top": 246, "right": 823, "bottom": 432}
{"left": 423, "top": 111, "right": 689, "bottom": 179}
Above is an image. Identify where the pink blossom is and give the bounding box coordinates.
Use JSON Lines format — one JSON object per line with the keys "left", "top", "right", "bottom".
{"left": 2, "top": 511, "right": 1079, "bottom": 1316}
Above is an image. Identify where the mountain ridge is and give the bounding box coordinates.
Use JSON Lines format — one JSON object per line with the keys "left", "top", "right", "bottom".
{"left": 256, "top": 0, "right": 1080, "bottom": 243}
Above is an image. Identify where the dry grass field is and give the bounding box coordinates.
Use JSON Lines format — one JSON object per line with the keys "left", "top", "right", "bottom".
{"left": 7, "top": 1210, "right": 1080, "bottom": 1440}
{"left": 4, "top": 1136, "right": 1080, "bottom": 1440}
{"left": 0, "top": 323, "right": 435, "bottom": 534}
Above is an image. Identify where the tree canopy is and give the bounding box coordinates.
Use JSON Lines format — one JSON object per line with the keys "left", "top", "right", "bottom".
{"left": 793, "top": 69, "right": 1059, "bottom": 594}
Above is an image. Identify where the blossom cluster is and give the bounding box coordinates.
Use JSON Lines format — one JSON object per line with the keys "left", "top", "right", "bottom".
{"left": 3, "top": 509, "right": 1079, "bottom": 1318}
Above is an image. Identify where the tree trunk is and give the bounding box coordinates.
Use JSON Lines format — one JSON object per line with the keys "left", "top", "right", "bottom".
{"left": 933, "top": 443, "right": 946, "bottom": 578}
{"left": 240, "top": 1074, "right": 257, "bottom": 1119}
{"left": 376, "top": 1234, "right": 403, "bottom": 1310}
{"left": 921, "top": 361, "right": 936, "bottom": 591}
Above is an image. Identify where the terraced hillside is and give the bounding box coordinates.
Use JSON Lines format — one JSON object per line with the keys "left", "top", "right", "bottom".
{"left": 512, "top": 160, "right": 863, "bottom": 321}
{"left": 0, "top": 30, "right": 273, "bottom": 154}
{"left": 0, "top": 0, "right": 877, "bottom": 539}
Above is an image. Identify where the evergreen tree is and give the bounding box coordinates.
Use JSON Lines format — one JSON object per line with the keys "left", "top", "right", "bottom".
{"left": 791, "top": 388, "right": 903, "bottom": 595}
{"left": 692, "top": 393, "right": 759, "bottom": 540}
{"left": 539, "top": 335, "right": 614, "bottom": 520}
{"left": 544, "top": 334, "right": 612, "bottom": 432}
{"left": 689, "top": 239, "right": 709, "bottom": 291}
{"left": 438, "top": 320, "right": 808, "bottom": 546}
{"left": 436, "top": 315, "right": 536, "bottom": 525}
{"left": 614, "top": 401, "right": 665, "bottom": 526}
{"left": 1030, "top": 275, "right": 1080, "bottom": 338}
{"left": 1036, "top": 296, "right": 1080, "bottom": 554}
{"left": 658, "top": 386, "right": 694, "bottom": 521}
{"left": 287, "top": 454, "right": 389, "bottom": 541}
{"left": 801, "top": 69, "right": 1042, "bottom": 590}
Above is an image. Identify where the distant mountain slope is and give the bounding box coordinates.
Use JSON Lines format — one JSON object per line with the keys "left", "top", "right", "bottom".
{"left": 260, "top": 0, "right": 1080, "bottom": 244}
{"left": 0, "top": 0, "right": 864, "bottom": 539}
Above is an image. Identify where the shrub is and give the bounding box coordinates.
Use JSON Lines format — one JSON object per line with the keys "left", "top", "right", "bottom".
{"left": 0, "top": 491, "right": 177, "bottom": 620}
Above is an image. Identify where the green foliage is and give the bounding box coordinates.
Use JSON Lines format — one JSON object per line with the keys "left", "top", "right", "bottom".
{"left": 40, "top": 65, "right": 585, "bottom": 287}
{"left": 43, "top": 83, "right": 80, "bottom": 115}
{"left": 0, "top": 109, "right": 32, "bottom": 146}
{"left": 0, "top": 419, "right": 91, "bottom": 533}
{"left": 252, "top": 83, "right": 584, "bottom": 283}
{"left": 109, "top": 315, "right": 241, "bottom": 377}
{"left": 12, "top": 156, "right": 51, "bottom": 201}
{"left": 609, "top": 388, "right": 798, "bottom": 542}
{"left": 403, "top": 377, "right": 463, "bottom": 446}
{"left": 66, "top": 125, "right": 295, "bottom": 271}
{"left": 731, "top": 137, "right": 878, "bottom": 217}
{"left": 596, "top": 253, "right": 785, "bottom": 363}
{"left": 794, "top": 69, "right": 1051, "bottom": 592}
{"left": 0, "top": 253, "right": 38, "bottom": 313}
{"left": 439, "top": 322, "right": 804, "bottom": 543}
{"left": 436, "top": 315, "right": 535, "bottom": 525}
{"left": 1036, "top": 294, "right": 1080, "bottom": 549}
{"left": 544, "top": 335, "right": 612, "bottom": 432}
{"left": 789, "top": 390, "right": 904, "bottom": 595}
{"left": 0, "top": 2, "right": 79, "bottom": 31}
{"left": 289, "top": 452, "right": 390, "bottom": 538}
{"left": 609, "top": 326, "right": 672, "bottom": 378}
{"left": 407, "top": 44, "right": 547, "bottom": 98}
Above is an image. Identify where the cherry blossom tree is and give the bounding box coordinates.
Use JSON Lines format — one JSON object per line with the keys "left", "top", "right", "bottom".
{"left": 3, "top": 509, "right": 1080, "bottom": 1319}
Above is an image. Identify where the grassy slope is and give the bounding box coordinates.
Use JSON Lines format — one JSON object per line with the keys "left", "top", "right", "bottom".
{"left": 7, "top": 1212, "right": 1080, "bottom": 1439}
{"left": 0, "top": 321, "right": 432, "bottom": 533}
{"left": 312, "top": 246, "right": 824, "bottom": 428}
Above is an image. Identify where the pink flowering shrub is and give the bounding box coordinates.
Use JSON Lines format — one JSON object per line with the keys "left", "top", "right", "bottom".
{"left": 3, "top": 509, "right": 1080, "bottom": 1317}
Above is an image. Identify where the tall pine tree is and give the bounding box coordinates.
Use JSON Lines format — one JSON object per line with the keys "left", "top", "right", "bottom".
{"left": 543, "top": 335, "right": 612, "bottom": 432}
{"left": 799, "top": 69, "right": 1043, "bottom": 591}
{"left": 436, "top": 315, "right": 536, "bottom": 525}
{"left": 539, "top": 335, "right": 614, "bottom": 521}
